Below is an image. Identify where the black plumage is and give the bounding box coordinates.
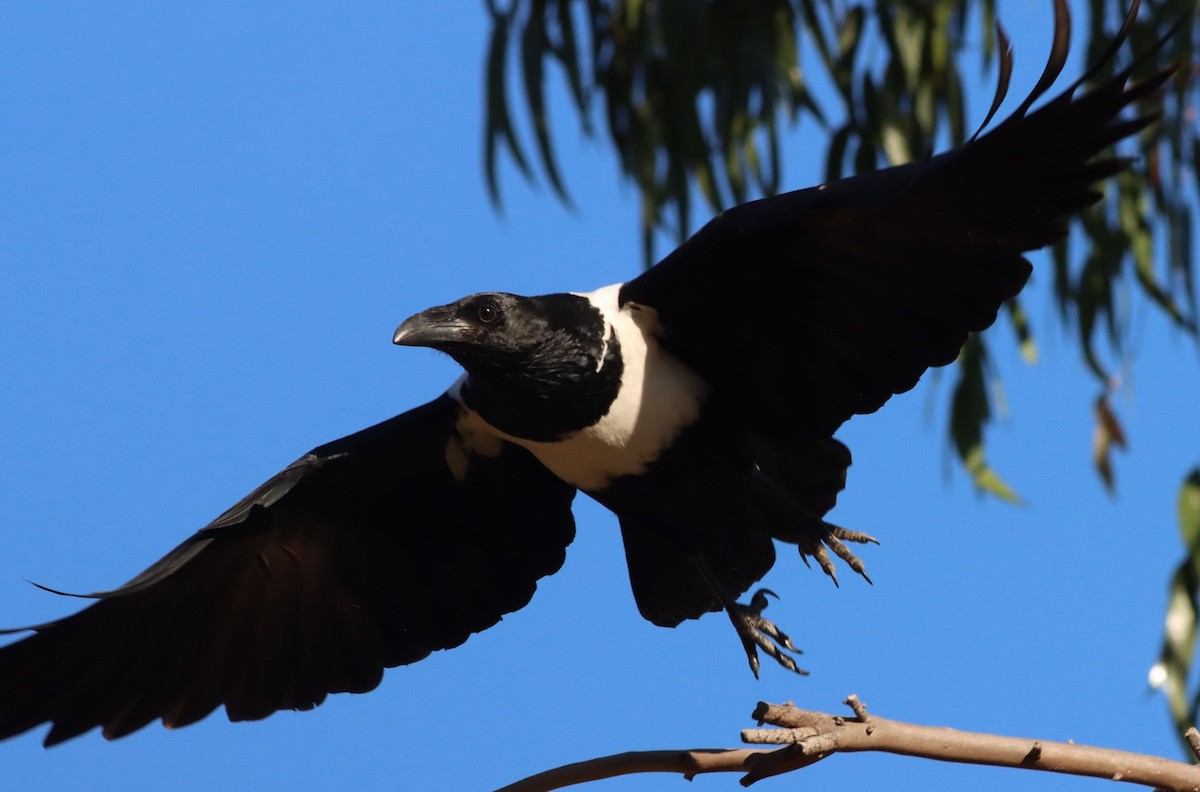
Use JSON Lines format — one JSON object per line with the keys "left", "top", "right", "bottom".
{"left": 0, "top": 397, "right": 575, "bottom": 744}
{"left": 0, "top": 0, "right": 1180, "bottom": 746}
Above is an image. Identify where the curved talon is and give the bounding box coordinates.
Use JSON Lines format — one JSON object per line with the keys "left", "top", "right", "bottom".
{"left": 799, "top": 522, "right": 875, "bottom": 586}
{"left": 750, "top": 462, "right": 877, "bottom": 584}
{"left": 727, "top": 587, "right": 807, "bottom": 678}
{"left": 824, "top": 535, "right": 873, "bottom": 585}
{"left": 800, "top": 540, "right": 839, "bottom": 586}
{"left": 748, "top": 588, "right": 777, "bottom": 611}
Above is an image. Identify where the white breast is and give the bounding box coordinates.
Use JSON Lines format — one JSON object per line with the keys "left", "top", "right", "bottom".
{"left": 454, "top": 283, "right": 709, "bottom": 492}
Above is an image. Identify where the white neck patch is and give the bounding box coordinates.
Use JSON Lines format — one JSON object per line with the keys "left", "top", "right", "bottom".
{"left": 453, "top": 282, "right": 709, "bottom": 491}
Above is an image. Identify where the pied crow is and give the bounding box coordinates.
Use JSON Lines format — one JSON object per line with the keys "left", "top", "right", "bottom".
{"left": 0, "top": 0, "right": 1182, "bottom": 746}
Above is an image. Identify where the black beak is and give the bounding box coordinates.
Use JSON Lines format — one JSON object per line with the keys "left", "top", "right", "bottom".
{"left": 392, "top": 305, "right": 472, "bottom": 349}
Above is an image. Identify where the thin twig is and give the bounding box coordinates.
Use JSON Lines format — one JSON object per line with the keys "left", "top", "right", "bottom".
{"left": 1185, "top": 727, "right": 1200, "bottom": 762}
{"left": 844, "top": 693, "right": 870, "bottom": 720}
{"left": 495, "top": 748, "right": 773, "bottom": 792}
{"left": 498, "top": 696, "right": 1200, "bottom": 791}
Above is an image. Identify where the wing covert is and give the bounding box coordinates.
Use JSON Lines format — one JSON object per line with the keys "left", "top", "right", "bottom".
{"left": 620, "top": 6, "right": 1174, "bottom": 439}
{"left": 0, "top": 394, "right": 576, "bottom": 745}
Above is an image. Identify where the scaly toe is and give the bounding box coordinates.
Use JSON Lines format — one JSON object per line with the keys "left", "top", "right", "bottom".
{"left": 727, "top": 588, "right": 808, "bottom": 677}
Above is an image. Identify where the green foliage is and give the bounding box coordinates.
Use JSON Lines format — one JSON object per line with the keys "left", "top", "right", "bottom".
{"left": 1152, "top": 469, "right": 1200, "bottom": 752}
{"left": 948, "top": 334, "right": 1021, "bottom": 503}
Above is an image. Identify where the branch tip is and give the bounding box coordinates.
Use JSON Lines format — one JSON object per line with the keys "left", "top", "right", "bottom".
{"left": 1185, "top": 727, "right": 1200, "bottom": 762}
{"left": 844, "top": 693, "right": 870, "bottom": 721}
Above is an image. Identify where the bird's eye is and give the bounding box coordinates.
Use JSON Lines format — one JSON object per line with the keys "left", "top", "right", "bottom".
{"left": 477, "top": 303, "right": 499, "bottom": 324}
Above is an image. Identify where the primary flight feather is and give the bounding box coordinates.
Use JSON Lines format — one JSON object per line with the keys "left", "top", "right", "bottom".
{"left": 0, "top": 0, "right": 1181, "bottom": 746}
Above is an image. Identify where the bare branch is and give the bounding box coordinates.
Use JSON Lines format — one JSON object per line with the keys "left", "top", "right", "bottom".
{"left": 499, "top": 696, "right": 1200, "bottom": 791}
{"left": 742, "top": 698, "right": 1200, "bottom": 790}
{"left": 495, "top": 748, "right": 773, "bottom": 792}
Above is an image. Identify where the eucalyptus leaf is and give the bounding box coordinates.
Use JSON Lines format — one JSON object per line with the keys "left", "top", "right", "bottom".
{"left": 1155, "top": 470, "right": 1200, "bottom": 752}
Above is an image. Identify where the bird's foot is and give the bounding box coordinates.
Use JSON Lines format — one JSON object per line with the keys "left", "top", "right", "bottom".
{"left": 727, "top": 588, "right": 808, "bottom": 679}
{"left": 798, "top": 524, "right": 878, "bottom": 587}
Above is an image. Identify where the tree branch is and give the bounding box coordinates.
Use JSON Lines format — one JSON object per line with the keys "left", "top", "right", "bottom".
{"left": 498, "top": 694, "right": 1200, "bottom": 791}
{"left": 741, "top": 695, "right": 1200, "bottom": 789}
{"left": 495, "top": 748, "right": 774, "bottom": 791}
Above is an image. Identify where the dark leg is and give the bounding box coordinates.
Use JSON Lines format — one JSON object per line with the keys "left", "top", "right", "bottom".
{"left": 752, "top": 464, "right": 878, "bottom": 586}
{"left": 694, "top": 558, "right": 808, "bottom": 678}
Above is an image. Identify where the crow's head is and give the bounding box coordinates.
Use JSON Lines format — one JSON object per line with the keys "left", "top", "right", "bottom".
{"left": 394, "top": 292, "right": 597, "bottom": 370}
{"left": 394, "top": 292, "right": 525, "bottom": 359}
{"left": 394, "top": 291, "right": 622, "bottom": 440}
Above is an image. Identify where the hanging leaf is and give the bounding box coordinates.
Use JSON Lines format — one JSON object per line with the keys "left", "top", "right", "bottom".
{"left": 1091, "top": 394, "right": 1128, "bottom": 495}
{"left": 1152, "top": 470, "right": 1200, "bottom": 753}
{"left": 484, "top": 9, "right": 533, "bottom": 207}
{"left": 550, "top": 0, "right": 590, "bottom": 126}
{"left": 520, "top": 0, "right": 573, "bottom": 205}
{"left": 1004, "top": 297, "right": 1039, "bottom": 365}
{"left": 949, "top": 335, "right": 1021, "bottom": 503}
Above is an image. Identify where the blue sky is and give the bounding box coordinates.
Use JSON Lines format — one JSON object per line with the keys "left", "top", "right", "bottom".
{"left": 1, "top": 2, "right": 1198, "bottom": 790}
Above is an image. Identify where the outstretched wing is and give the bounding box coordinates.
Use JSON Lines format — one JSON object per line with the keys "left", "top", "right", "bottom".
{"left": 620, "top": 0, "right": 1176, "bottom": 440}
{"left": 0, "top": 394, "right": 576, "bottom": 746}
